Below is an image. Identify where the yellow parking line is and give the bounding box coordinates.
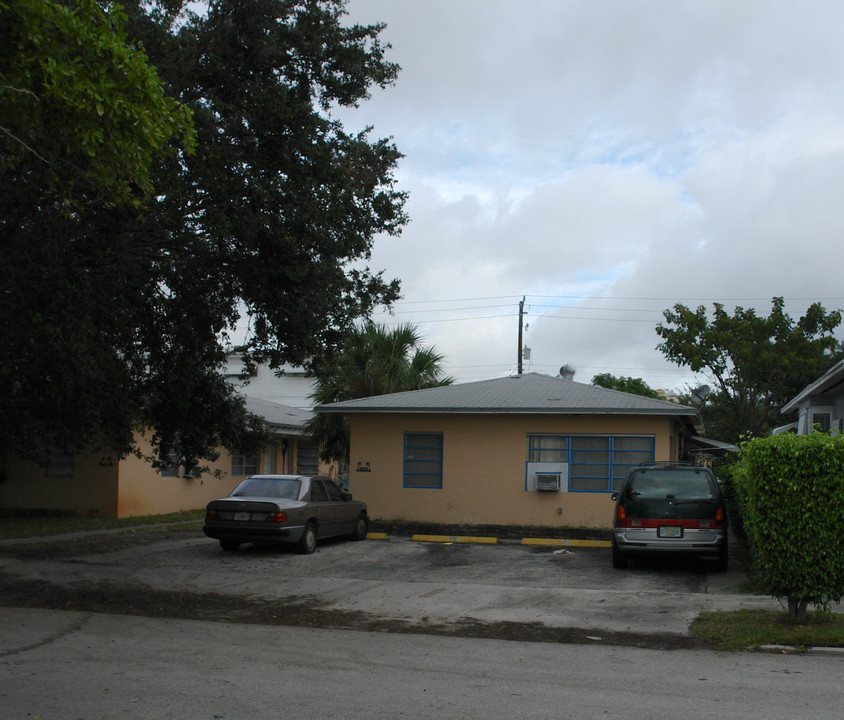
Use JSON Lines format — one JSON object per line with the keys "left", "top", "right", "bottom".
{"left": 412, "top": 534, "right": 499, "bottom": 545}
{"left": 521, "top": 537, "right": 611, "bottom": 548}
{"left": 521, "top": 537, "right": 564, "bottom": 547}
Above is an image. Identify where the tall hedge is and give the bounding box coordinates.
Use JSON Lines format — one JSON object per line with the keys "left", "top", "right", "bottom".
{"left": 733, "top": 432, "right": 844, "bottom": 621}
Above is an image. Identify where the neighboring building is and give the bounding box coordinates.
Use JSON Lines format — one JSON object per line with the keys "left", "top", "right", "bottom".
{"left": 316, "top": 372, "right": 703, "bottom": 529}
{"left": 223, "top": 357, "right": 315, "bottom": 409}
{"left": 226, "top": 356, "right": 323, "bottom": 475}
{"left": 775, "top": 359, "right": 844, "bottom": 435}
{"left": 656, "top": 388, "right": 681, "bottom": 403}
{"left": 0, "top": 358, "right": 323, "bottom": 518}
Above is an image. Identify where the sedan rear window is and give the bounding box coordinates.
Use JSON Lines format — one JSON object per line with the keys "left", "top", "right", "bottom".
{"left": 231, "top": 477, "right": 301, "bottom": 500}
{"left": 626, "top": 469, "right": 714, "bottom": 500}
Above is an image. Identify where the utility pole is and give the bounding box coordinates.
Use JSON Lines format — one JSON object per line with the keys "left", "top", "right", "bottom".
{"left": 518, "top": 296, "right": 525, "bottom": 375}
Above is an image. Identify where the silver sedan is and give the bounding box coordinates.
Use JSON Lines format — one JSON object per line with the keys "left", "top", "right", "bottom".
{"left": 203, "top": 474, "right": 369, "bottom": 553}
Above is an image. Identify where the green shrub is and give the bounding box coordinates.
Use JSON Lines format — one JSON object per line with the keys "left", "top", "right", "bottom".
{"left": 713, "top": 458, "right": 747, "bottom": 541}
{"left": 733, "top": 433, "right": 844, "bottom": 622}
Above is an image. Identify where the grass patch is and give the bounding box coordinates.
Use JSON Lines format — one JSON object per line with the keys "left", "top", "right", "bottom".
{"left": 690, "top": 609, "right": 844, "bottom": 651}
{"left": 0, "top": 509, "right": 204, "bottom": 539}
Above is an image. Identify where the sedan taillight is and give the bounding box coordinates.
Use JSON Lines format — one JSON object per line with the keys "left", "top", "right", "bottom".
{"left": 266, "top": 512, "right": 288, "bottom": 523}
{"left": 205, "top": 510, "right": 218, "bottom": 521}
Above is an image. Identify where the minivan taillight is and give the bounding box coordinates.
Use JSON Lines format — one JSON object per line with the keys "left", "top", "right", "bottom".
{"left": 616, "top": 504, "right": 627, "bottom": 527}
{"left": 714, "top": 506, "right": 725, "bottom": 528}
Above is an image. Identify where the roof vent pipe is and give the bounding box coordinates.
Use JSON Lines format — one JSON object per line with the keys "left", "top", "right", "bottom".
{"left": 559, "top": 365, "right": 576, "bottom": 381}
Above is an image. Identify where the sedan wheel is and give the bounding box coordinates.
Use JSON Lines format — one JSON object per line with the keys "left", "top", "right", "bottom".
{"left": 351, "top": 513, "right": 369, "bottom": 541}
{"left": 297, "top": 522, "right": 317, "bottom": 554}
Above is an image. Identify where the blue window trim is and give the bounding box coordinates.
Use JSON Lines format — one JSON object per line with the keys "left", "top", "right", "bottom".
{"left": 526, "top": 434, "right": 655, "bottom": 493}
{"left": 403, "top": 432, "right": 444, "bottom": 489}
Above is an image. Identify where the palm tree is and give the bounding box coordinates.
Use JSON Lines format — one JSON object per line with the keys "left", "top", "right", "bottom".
{"left": 308, "top": 322, "right": 453, "bottom": 462}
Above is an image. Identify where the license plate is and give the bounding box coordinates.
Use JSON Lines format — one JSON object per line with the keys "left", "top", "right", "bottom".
{"left": 658, "top": 525, "right": 683, "bottom": 538}
{"left": 233, "top": 511, "right": 251, "bottom": 521}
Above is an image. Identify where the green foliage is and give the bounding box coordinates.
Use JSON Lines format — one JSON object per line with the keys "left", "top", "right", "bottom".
{"left": 732, "top": 433, "right": 844, "bottom": 621}
{"left": 656, "top": 297, "right": 843, "bottom": 442}
{"left": 309, "top": 323, "right": 453, "bottom": 462}
{"left": 590, "top": 373, "right": 660, "bottom": 399}
{"left": 0, "top": 0, "right": 194, "bottom": 206}
{"left": 710, "top": 458, "right": 747, "bottom": 541}
{"left": 0, "top": 0, "right": 407, "bottom": 471}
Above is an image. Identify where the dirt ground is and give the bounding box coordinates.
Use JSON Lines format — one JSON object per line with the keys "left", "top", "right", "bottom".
{"left": 0, "top": 525, "right": 701, "bottom": 650}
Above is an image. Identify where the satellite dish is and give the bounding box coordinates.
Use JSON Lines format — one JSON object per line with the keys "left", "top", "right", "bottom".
{"left": 691, "top": 384, "right": 711, "bottom": 403}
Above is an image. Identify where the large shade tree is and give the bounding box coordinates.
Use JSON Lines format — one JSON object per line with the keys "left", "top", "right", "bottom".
{"left": 591, "top": 373, "right": 660, "bottom": 399}
{"left": 0, "top": 0, "right": 195, "bottom": 205}
{"left": 656, "top": 297, "right": 843, "bottom": 442}
{"left": 0, "top": 0, "right": 407, "bottom": 471}
{"left": 308, "top": 323, "right": 453, "bottom": 463}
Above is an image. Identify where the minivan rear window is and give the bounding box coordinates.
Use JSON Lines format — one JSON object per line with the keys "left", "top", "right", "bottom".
{"left": 626, "top": 469, "right": 714, "bottom": 500}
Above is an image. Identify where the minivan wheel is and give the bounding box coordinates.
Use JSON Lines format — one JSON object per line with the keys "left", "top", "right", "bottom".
{"left": 713, "top": 543, "right": 729, "bottom": 572}
{"left": 612, "top": 539, "right": 628, "bottom": 569}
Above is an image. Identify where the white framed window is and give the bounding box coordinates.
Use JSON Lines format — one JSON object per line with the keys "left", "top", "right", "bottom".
{"left": 805, "top": 406, "right": 840, "bottom": 434}
{"left": 527, "top": 434, "right": 654, "bottom": 493}
{"left": 232, "top": 451, "right": 258, "bottom": 476}
{"left": 262, "top": 445, "right": 276, "bottom": 474}
{"left": 161, "top": 449, "right": 181, "bottom": 478}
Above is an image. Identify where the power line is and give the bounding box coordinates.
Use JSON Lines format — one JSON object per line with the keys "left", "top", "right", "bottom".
{"left": 372, "top": 313, "right": 516, "bottom": 325}
{"left": 393, "top": 293, "right": 844, "bottom": 305}
{"left": 535, "top": 315, "right": 659, "bottom": 324}
{"left": 529, "top": 303, "right": 664, "bottom": 314}
{"left": 371, "top": 314, "right": 693, "bottom": 328}
{"left": 373, "top": 294, "right": 844, "bottom": 326}
{"left": 378, "top": 302, "right": 515, "bottom": 314}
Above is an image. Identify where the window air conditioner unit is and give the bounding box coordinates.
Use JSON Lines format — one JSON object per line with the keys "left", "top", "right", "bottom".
{"left": 535, "top": 473, "right": 561, "bottom": 492}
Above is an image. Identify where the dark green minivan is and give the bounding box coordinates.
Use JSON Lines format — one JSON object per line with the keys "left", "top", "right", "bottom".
{"left": 611, "top": 463, "right": 728, "bottom": 571}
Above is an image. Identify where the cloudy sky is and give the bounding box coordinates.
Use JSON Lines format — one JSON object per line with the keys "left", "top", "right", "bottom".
{"left": 333, "top": 0, "right": 844, "bottom": 392}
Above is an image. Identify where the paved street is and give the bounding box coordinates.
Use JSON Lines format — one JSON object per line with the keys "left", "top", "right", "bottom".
{"left": 1, "top": 606, "right": 841, "bottom": 720}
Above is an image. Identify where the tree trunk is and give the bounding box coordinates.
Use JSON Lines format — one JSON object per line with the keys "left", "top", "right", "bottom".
{"left": 787, "top": 596, "right": 809, "bottom": 623}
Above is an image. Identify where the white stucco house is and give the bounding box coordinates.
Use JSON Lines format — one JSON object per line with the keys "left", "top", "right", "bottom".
{"left": 775, "top": 359, "right": 844, "bottom": 434}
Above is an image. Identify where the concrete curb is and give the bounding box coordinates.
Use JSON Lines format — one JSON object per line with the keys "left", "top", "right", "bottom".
{"left": 758, "top": 645, "right": 844, "bottom": 657}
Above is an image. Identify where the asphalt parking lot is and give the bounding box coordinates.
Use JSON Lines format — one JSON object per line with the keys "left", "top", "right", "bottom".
{"left": 0, "top": 528, "right": 785, "bottom": 643}
{"left": 194, "top": 533, "right": 709, "bottom": 593}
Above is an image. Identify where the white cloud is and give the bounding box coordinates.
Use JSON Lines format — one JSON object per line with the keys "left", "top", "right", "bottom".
{"left": 344, "top": 0, "right": 844, "bottom": 392}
